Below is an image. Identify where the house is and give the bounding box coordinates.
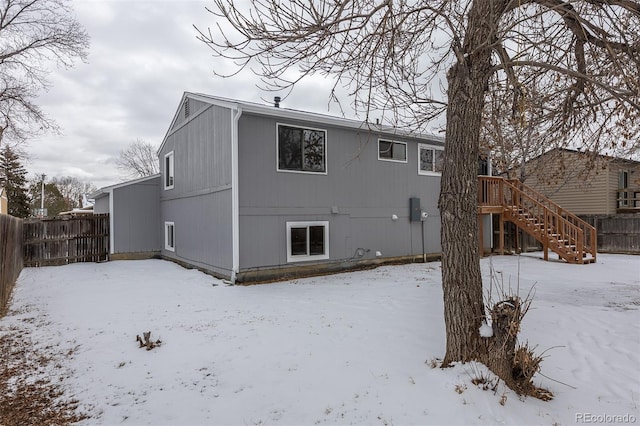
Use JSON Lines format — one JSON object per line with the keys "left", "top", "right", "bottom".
{"left": 156, "top": 92, "right": 445, "bottom": 282}
{"left": 485, "top": 147, "right": 639, "bottom": 255}
{"left": 0, "top": 186, "right": 7, "bottom": 214}
{"left": 91, "top": 175, "right": 161, "bottom": 259}
{"left": 518, "top": 148, "right": 640, "bottom": 215}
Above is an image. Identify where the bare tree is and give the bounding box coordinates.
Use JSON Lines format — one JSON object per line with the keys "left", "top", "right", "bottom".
{"left": 116, "top": 139, "right": 160, "bottom": 179}
{"left": 0, "top": 0, "right": 89, "bottom": 146}
{"left": 50, "top": 176, "right": 96, "bottom": 210}
{"left": 197, "top": 0, "right": 640, "bottom": 397}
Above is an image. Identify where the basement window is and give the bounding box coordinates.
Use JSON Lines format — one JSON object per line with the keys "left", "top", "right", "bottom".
{"left": 418, "top": 144, "right": 444, "bottom": 175}
{"left": 378, "top": 139, "right": 407, "bottom": 162}
{"left": 277, "top": 124, "right": 327, "bottom": 174}
{"left": 286, "top": 221, "right": 329, "bottom": 262}
{"left": 164, "top": 151, "right": 174, "bottom": 190}
{"left": 165, "top": 221, "right": 175, "bottom": 252}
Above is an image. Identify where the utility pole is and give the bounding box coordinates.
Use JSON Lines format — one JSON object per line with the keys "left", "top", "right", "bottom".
{"left": 40, "top": 174, "right": 45, "bottom": 216}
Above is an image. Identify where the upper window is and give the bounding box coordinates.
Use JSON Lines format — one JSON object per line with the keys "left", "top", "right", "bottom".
{"left": 378, "top": 139, "right": 407, "bottom": 163}
{"left": 277, "top": 124, "right": 327, "bottom": 174}
{"left": 165, "top": 221, "right": 175, "bottom": 251}
{"left": 286, "top": 221, "right": 329, "bottom": 263}
{"left": 418, "top": 144, "right": 444, "bottom": 175}
{"left": 618, "top": 170, "right": 630, "bottom": 207}
{"left": 164, "top": 151, "right": 174, "bottom": 189}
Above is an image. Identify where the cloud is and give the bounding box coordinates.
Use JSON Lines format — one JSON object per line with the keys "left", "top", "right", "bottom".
{"left": 24, "top": 0, "right": 367, "bottom": 189}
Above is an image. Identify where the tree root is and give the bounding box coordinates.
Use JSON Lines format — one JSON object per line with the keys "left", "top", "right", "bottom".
{"left": 483, "top": 298, "right": 553, "bottom": 401}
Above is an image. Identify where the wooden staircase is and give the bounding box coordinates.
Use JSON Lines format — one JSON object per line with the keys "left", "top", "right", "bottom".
{"left": 478, "top": 177, "right": 596, "bottom": 264}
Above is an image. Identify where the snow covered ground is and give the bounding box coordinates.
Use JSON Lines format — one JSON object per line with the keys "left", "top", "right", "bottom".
{"left": 1, "top": 253, "right": 639, "bottom": 425}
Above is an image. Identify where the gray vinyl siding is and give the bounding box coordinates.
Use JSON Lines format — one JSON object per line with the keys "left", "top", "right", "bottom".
{"left": 161, "top": 191, "right": 233, "bottom": 277}
{"left": 170, "top": 98, "right": 211, "bottom": 131}
{"left": 160, "top": 103, "right": 233, "bottom": 276}
{"left": 237, "top": 113, "right": 442, "bottom": 270}
{"left": 93, "top": 194, "right": 109, "bottom": 215}
{"left": 112, "top": 177, "right": 160, "bottom": 253}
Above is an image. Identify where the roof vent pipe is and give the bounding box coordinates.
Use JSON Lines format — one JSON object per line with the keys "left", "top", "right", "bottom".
{"left": 274, "top": 96, "right": 281, "bottom": 108}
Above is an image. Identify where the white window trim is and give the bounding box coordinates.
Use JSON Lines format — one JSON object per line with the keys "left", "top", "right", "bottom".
{"left": 164, "top": 151, "right": 175, "bottom": 190}
{"left": 418, "top": 143, "right": 444, "bottom": 176}
{"left": 276, "top": 123, "right": 328, "bottom": 175}
{"left": 164, "top": 221, "right": 175, "bottom": 252}
{"left": 286, "top": 221, "right": 330, "bottom": 263}
{"left": 378, "top": 139, "right": 408, "bottom": 163}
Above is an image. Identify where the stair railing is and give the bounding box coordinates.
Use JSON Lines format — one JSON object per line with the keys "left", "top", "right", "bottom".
{"left": 507, "top": 179, "right": 596, "bottom": 260}
{"left": 477, "top": 176, "right": 596, "bottom": 263}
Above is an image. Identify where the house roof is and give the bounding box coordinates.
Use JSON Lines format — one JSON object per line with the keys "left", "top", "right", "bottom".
{"left": 58, "top": 206, "right": 94, "bottom": 216}
{"left": 530, "top": 147, "right": 640, "bottom": 165}
{"left": 90, "top": 174, "right": 161, "bottom": 199}
{"left": 159, "top": 92, "right": 445, "bottom": 153}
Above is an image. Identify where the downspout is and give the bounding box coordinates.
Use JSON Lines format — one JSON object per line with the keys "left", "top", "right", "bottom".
{"left": 230, "top": 106, "right": 242, "bottom": 284}
{"left": 108, "top": 188, "right": 115, "bottom": 256}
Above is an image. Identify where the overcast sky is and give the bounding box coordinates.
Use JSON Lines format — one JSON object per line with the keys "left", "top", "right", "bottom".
{"left": 25, "top": 0, "right": 357, "bottom": 189}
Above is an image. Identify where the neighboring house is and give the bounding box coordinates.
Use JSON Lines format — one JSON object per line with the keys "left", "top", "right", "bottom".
{"left": 91, "top": 175, "right": 161, "bottom": 259}
{"left": 58, "top": 205, "right": 94, "bottom": 216}
{"left": 521, "top": 148, "right": 640, "bottom": 215}
{"left": 0, "top": 186, "right": 7, "bottom": 214}
{"left": 157, "top": 92, "right": 445, "bottom": 282}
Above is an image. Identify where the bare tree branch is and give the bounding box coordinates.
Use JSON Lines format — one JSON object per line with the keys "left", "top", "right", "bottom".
{"left": 116, "top": 139, "right": 160, "bottom": 179}
{"left": 0, "top": 0, "right": 89, "bottom": 146}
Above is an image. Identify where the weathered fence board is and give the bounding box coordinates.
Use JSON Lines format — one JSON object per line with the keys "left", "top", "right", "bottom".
{"left": 23, "top": 214, "right": 109, "bottom": 267}
{"left": 580, "top": 214, "right": 640, "bottom": 254}
{"left": 0, "top": 214, "right": 23, "bottom": 314}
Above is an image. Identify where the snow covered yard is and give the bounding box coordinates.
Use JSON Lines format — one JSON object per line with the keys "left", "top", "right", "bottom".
{"left": 1, "top": 253, "right": 638, "bottom": 425}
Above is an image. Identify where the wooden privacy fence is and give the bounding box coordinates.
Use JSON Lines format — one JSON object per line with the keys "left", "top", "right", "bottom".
{"left": 580, "top": 214, "right": 640, "bottom": 254}
{"left": 1, "top": 214, "right": 23, "bottom": 314}
{"left": 23, "top": 214, "right": 109, "bottom": 267}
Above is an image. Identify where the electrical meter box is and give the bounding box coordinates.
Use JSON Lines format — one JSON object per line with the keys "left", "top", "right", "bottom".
{"left": 409, "top": 197, "right": 421, "bottom": 222}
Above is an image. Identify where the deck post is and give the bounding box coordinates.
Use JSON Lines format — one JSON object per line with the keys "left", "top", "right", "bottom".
{"left": 478, "top": 214, "right": 484, "bottom": 257}
{"left": 499, "top": 213, "right": 504, "bottom": 255}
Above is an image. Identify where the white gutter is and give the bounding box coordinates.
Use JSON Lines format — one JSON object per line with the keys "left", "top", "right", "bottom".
{"left": 230, "top": 106, "right": 243, "bottom": 283}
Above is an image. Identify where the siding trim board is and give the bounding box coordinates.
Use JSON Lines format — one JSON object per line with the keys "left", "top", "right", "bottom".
{"left": 231, "top": 106, "right": 242, "bottom": 283}
{"left": 108, "top": 188, "right": 114, "bottom": 255}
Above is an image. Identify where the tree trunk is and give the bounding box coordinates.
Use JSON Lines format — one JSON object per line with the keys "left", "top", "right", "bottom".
{"left": 439, "top": 2, "right": 553, "bottom": 400}
{"left": 439, "top": 1, "right": 505, "bottom": 366}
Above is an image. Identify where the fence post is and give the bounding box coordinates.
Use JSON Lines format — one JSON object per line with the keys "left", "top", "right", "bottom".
{"left": 0, "top": 214, "right": 24, "bottom": 315}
